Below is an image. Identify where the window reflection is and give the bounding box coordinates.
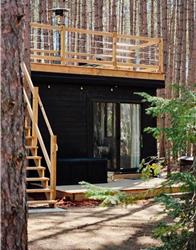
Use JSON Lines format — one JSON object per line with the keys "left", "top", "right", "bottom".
{"left": 93, "top": 102, "right": 140, "bottom": 170}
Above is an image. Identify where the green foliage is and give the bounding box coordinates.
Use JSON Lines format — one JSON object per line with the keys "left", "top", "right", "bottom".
{"left": 141, "top": 163, "right": 162, "bottom": 180}
{"left": 147, "top": 228, "right": 192, "bottom": 250}
{"left": 79, "top": 181, "right": 136, "bottom": 206}
{"left": 135, "top": 86, "right": 196, "bottom": 250}
{"left": 164, "top": 172, "right": 196, "bottom": 193}
{"left": 146, "top": 171, "right": 196, "bottom": 250}
{"left": 135, "top": 86, "right": 196, "bottom": 157}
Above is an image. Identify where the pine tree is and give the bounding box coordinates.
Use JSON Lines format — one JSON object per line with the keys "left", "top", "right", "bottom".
{"left": 1, "top": 0, "right": 30, "bottom": 249}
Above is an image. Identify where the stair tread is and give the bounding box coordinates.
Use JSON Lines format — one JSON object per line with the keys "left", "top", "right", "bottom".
{"left": 26, "top": 188, "right": 51, "bottom": 193}
{"left": 25, "top": 145, "right": 38, "bottom": 149}
{"left": 27, "top": 177, "right": 49, "bottom": 181}
{"left": 27, "top": 200, "right": 56, "bottom": 205}
{"left": 26, "top": 166, "right": 45, "bottom": 170}
{"left": 25, "top": 126, "right": 31, "bottom": 129}
{"left": 26, "top": 156, "right": 42, "bottom": 159}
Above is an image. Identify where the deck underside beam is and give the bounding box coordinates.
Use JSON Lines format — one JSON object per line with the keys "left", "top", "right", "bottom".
{"left": 31, "top": 63, "right": 165, "bottom": 81}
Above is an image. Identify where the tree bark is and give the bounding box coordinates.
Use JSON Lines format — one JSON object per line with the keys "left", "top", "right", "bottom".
{"left": 111, "top": 0, "right": 117, "bottom": 32}
{"left": 174, "top": 0, "right": 183, "bottom": 86}
{"left": 188, "top": 0, "right": 196, "bottom": 86}
{"left": 167, "top": 0, "right": 176, "bottom": 84}
{"left": 81, "top": 0, "right": 87, "bottom": 53}
{"left": 129, "top": 0, "right": 134, "bottom": 35}
{"left": 180, "top": 0, "right": 187, "bottom": 85}
{"left": 1, "top": 0, "right": 30, "bottom": 249}
{"left": 121, "top": 0, "right": 124, "bottom": 34}
{"left": 156, "top": 0, "right": 161, "bottom": 37}
{"left": 142, "top": 0, "right": 148, "bottom": 36}
{"left": 133, "top": 0, "right": 137, "bottom": 35}
{"left": 150, "top": 0, "right": 154, "bottom": 38}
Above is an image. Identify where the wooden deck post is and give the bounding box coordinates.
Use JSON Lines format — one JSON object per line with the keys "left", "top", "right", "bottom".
{"left": 159, "top": 38, "right": 164, "bottom": 73}
{"left": 32, "top": 87, "right": 39, "bottom": 147}
{"left": 60, "top": 25, "right": 66, "bottom": 65}
{"left": 112, "top": 32, "right": 117, "bottom": 69}
{"left": 50, "top": 135, "right": 57, "bottom": 200}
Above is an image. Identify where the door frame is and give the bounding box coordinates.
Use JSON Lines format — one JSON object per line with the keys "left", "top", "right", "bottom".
{"left": 89, "top": 98, "right": 142, "bottom": 170}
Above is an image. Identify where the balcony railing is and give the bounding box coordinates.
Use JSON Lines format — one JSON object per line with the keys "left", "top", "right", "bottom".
{"left": 31, "top": 23, "right": 163, "bottom": 73}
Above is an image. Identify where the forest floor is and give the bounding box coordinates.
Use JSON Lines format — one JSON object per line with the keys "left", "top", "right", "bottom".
{"left": 28, "top": 199, "right": 166, "bottom": 250}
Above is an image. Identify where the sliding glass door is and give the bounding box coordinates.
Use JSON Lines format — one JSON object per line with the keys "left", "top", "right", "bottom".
{"left": 120, "top": 103, "right": 141, "bottom": 169}
{"left": 93, "top": 102, "right": 141, "bottom": 170}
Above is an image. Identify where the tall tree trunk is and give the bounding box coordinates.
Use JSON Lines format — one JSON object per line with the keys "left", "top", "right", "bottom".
{"left": 94, "top": 0, "right": 103, "bottom": 55}
{"left": 1, "top": 0, "right": 30, "bottom": 249}
{"left": 174, "top": 0, "right": 183, "bottom": 87}
{"left": 188, "top": 0, "right": 196, "bottom": 86}
{"left": 167, "top": 0, "right": 176, "bottom": 84}
{"left": 47, "top": 0, "right": 53, "bottom": 24}
{"left": 180, "top": 0, "right": 187, "bottom": 85}
{"left": 133, "top": 0, "right": 137, "bottom": 35}
{"left": 157, "top": 0, "right": 167, "bottom": 160}
{"left": 142, "top": 0, "right": 148, "bottom": 36}
{"left": 129, "top": 0, "right": 134, "bottom": 35}
{"left": 109, "top": 0, "right": 112, "bottom": 32}
{"left": 81, "top": 0, "right": 87, "bottom": 54}
{"left": 82, "top": 0, "right": 87, "bottom": 29}
{"left": 111, "top": 0, "right": 117, "bottom": 32}
{"left": 39, "top": 0, "right": 47, "bottom": 23}
{"left": 77, "top": 0, "right": 81, "bottom": 28}
{"left": 139, "top": 0, "right": 143, "bottom": 35}
{"left": 162, "top": 0, "right": 172, "bottom": 174}
{"left": 162, "top": 0, "right": 168, "bottom": 75}
{"left": 139, "top": 0, "right": 147, "bottom": 36}
{"left": 121, "top": 0, "right": 124, "bottom": 34}
{"left": 150, "top": 0, "right": 154, "bottom": 38}
{"left": 156, "top": 0, "right": 161, "bottom": 37}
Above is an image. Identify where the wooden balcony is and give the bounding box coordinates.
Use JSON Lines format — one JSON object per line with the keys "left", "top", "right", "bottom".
{"left": 30, "top": 23, "right": 164, "bottom": 81}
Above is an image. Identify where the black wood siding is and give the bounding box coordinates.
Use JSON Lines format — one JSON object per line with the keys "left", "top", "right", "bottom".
{"left": 32, "top": 72, "right": 164, "bottom": 161}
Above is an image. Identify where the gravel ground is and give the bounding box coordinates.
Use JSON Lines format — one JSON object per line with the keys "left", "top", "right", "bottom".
{"left": 28, "top": 200, "right": 165, "bottom": 250}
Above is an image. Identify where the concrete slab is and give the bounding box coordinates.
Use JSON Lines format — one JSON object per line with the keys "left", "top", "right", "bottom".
{"left": 56, "top": 176, "right": 166, "bottom": 194}
{"left": 29, "top": 207, "right": 65, "bottom": 214}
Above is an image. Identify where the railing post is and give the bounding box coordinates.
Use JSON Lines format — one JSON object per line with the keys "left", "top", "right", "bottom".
{"left": 32, "top": 87, "right": 39, "bottom": 147}
{"left": 50, "top": 135, "right": 57, "bottom": 200}
{"left": 159, "top": 38, "right": 164, "bottom": 73}
{"left": 60, "top": 25, "right": 66, "bottom": 65}
{"left": 112, "top": 32, "right": 117, "bottom": 69}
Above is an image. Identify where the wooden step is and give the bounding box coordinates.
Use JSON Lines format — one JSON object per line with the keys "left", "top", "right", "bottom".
{"left": 25, "top": 126, "right": 31, "bottom": 130}
{"left": 26, "top": 166, "right": 45, "bottom": 171}
{"left": 25, "top": 126, "right": 31, "bottom": 136}
{"left": 25, "top": 136, "right": 34, "bottom": 140}
{"left": 26, "top": 156, "right": 42, "bottom": 160}
{"left": 26, "top": 188, "right": 51, "bottom": 193}
{"left": 27, "top": 200, "right": 56, "bottom": 205}
{"left": 25, "top": 145, "right": 38, "bottom": 149}
{"left": 26, "top": 177, "right": 49, "bottom": 182}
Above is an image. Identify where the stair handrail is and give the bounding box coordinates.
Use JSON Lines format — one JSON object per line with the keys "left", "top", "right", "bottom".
{"left": 21, "top": 62, "right": 57, "bottom": 199}
{"left": 38, "top": 96, "right": 54, "bottom": 137}
{"left": 23, "top": 88, "right": 51, "bottom": 171}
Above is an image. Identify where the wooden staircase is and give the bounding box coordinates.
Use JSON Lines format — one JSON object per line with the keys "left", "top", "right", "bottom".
{"left": 21, "top": 63, "right": 58, "bottom": 207}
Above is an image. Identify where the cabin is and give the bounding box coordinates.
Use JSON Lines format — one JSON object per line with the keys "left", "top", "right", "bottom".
{"left": 24, "top": 19, "right": 164, "bottom": 205}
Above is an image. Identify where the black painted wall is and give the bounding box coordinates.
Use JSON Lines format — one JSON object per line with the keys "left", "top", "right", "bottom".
{"left": 32, "top": 72, "right": 164, "bottom": 164}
